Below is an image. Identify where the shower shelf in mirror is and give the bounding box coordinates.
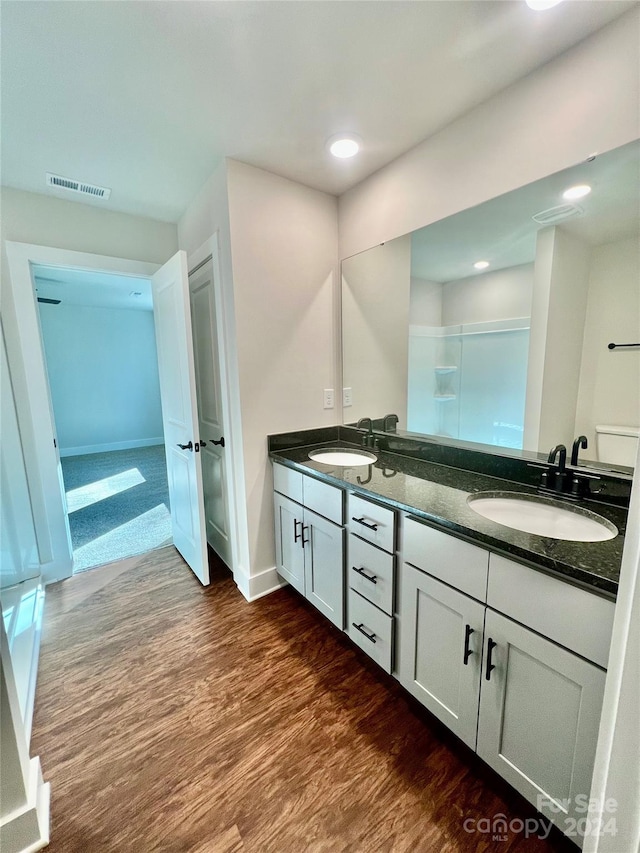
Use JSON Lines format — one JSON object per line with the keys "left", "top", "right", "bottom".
{"left": 434, "top": 394, "right": 457, "bottom": 401}
{"left": 434, "top": 366, "right": 458, "bottom": 374}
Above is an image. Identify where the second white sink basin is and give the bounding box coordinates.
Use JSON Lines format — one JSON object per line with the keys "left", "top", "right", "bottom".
{"left": 467, "top": 492, "right": 618, "bottom": 542}
{"left": 308, "top": 448, "right": 377, "bottom": 467}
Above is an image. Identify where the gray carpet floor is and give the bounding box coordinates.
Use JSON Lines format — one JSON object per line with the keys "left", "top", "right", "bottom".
{"left": 61, "top": 444, "right": 172, "bottom": 573}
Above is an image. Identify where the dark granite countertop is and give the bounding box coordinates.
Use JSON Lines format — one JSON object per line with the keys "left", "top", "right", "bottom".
{"left": 270, "top": 440, "right": 627, "bottom": 599}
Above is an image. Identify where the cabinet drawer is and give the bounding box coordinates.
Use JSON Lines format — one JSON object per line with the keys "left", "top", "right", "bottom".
{"left": 348, "top": 535, "right": 394, "bottom": 616}
{"left": 273, "top": 463, "right": 303, "bottom": 504}
{"left": 303, "top": 475, "right": 344, "bottom": 525}
{"left": 347, "top": 589, "right": 393, "bottom": 674}
{"left": 487, "top": 554, "right": 614, "bottom": 668}
{"left": 348, "top": 494, "right": 396, "bottom": 553}
{"left": 403, "top": 518, "right": 489, "bottom": 602}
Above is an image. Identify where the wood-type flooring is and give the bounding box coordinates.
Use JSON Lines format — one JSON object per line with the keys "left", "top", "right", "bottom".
{"left": 31, "top": 547, "right": 578, "bottom": 852}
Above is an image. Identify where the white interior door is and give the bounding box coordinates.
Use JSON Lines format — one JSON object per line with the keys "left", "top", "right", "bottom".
{"left": 152, "top": 251, "right": 208, "bottom": 584}
{"left": 188, "top": 257, "right": 231, "bottom": 567}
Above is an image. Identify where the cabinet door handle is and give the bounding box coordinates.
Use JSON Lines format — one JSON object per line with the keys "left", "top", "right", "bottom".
{"left": 485, "top": 638, "right": 497, "bottom": 681}
{"left": 352, "top": 622, "right": 377, "bottom": 643}
{"left": 293, "top": 518, "right": 302, "bottom": 544}
{"left": 352, "top": 566, "right": 378, "bottom": 584}
{"left": 352, "top": 516, "right": 378, "bottom": 531}
{"left": 177, "top": 441, "right": 193, "bottom": 451}
{"left": 210, "top": 437, "right": 225, "bottom": 447}
{"left": 463, "top": 624, "right": 474, "bottom": 665}
{"left": 301, "top": 524, "right": 310, "bottom": 548}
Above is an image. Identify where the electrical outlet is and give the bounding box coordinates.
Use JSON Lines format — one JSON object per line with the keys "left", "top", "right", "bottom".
{"left": 343, "top": 387, "right": 353, "bottom": 407}
{"left": 323, "top": 388, "right": 335, "bottom": 409}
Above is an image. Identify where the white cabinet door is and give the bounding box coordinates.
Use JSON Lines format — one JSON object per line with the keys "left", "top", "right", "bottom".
{"left": 477, "top": 609, "right": 606, "bottom": 838}
{"left": 399, "top": 564, "right": 485, "bottom": 749}
{"left": 274, "top": 492, "right": 305, "bottom": 595}
{"left": 304, "top": 508, "right": 345, "bottom": 629}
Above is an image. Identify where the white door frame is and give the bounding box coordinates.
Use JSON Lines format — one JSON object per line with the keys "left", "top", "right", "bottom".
{"left": 2, "top": 241, "right": 160, "bottom": 583}
{"left": 187, "top": 235, "right": 249, "bottom": 594}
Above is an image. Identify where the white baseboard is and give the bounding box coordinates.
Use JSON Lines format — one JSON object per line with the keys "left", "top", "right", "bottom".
{"left": 234, "top": 565, "right": 287, "bottom": 602}
{"left": 60, "top": 437, "right": 164, "bottom": 457}
{"left": 0, "top": 758, "right": 50, "bottom": 853}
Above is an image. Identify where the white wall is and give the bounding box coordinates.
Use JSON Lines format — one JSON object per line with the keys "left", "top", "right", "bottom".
{"left": 409, "top": 277, "right": 442, "bottom": 326}
{"left": 338, "top": 10, "right": 640, "bottom": 259}
{"left": 441, "top": 263, "right": 533, "bottom": 326}
{"left": 342, "top": 236, "right": 412, "bottom": 425}
{"left": 525, "top": 227, "right": 591, "bottom": 452}
{"left": 0, "top": 187, "right": 178, "bottom": 263}
{"left": 575, "top": 236, "right": 640, "bottom": 452}
{"left": 226, "top": 160, "right": 338, "bottom": 585}
{"left": 38, "top": 303, "right": 164, "bottom": 456}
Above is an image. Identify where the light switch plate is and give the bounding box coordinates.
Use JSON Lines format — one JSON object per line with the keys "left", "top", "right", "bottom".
{"left": 343, "top": 387, "right": 353, "bottom": 407}
{"left": 323, "top": 388, "right": 335, "bottom": 409}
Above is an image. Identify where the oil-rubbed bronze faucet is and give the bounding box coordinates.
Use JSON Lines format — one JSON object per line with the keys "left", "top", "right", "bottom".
{"left": 547, "top": 444, "right": 568, "bottom": 493}
{"left": 382, "top": 413, "right": 399, "bottom": 432}
{"left": 356, "top": 417, "right": 375, "bottom": 448}
{"left": 571, "top": 435, "right": 588, "bottom": 467}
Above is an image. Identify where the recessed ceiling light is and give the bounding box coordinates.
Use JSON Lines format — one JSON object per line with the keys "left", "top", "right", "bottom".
{"left": 563, "top": 184, "right": 592, "bottom": 201}
{"left": 327, "top": 134, "right": 361, "bottom": 159}
{"left": 474, "top": 261, "right": 490, "bottom": 270}
{"left": 525, "top": 0, "right": 564, "bottom": 10}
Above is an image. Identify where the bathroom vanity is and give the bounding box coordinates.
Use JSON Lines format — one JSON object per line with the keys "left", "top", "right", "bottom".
{"left": 269, "top": 427, "right": 629, "bottom": 845}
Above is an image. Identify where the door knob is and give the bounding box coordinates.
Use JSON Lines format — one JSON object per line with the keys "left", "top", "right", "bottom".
{"left": 177, "top": 441, "right": 193, "bottom": 451}
{"left": 210, "top": 437, "right": 225, "bottom": 448}
{"left": 199, "top": 439, "right": 207, "bottom": 446}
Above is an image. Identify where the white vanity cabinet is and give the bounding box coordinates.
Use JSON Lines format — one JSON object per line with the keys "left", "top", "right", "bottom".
{"left": 398, "top": 517, "right": 614, "bottom": 844}
{"left": 273, "top": 463, "right": 345, "bottom": 628}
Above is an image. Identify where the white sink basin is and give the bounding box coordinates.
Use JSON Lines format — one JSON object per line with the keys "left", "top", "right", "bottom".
{"left": 308, "top": 448, "right": 377, "bottom": 467}
{"left": 467, "top": 492, "right": 618, "bottom": 542}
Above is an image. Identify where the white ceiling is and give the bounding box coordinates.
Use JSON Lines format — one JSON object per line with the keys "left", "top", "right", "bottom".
{"left": 33, "top": 266, "right": 153, "bottom": 312}
{"left": 1, "top": 1, "right": 636, "bottom": 223}
{"left": 410, "top": 139, "right": 640, "bottom": 283}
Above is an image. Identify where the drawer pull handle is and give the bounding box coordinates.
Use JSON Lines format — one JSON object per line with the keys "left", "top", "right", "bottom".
{"left": 463, "top": 624, "right": 474, "bottom": 665}
{"left": 301, "top": 524, "right": 310, "bottom": 548}
{"left": 352, "top": 566, "right": 378, "bottom": 584}
{"left": 293, "top": 518, "right": 302, "bottom": 544}
{"left": 352, "top": 516, "right": 378, "bottom": 531}
{"left": 352, "top": 622, "right": 377, "bottom": 643}
{"left": 485, "top": 638, "right": 497, "bottom": 681}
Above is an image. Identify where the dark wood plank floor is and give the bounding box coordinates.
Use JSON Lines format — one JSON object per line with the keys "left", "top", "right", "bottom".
{"left": 32, "top": 547, "right": 577, "bottom": 852}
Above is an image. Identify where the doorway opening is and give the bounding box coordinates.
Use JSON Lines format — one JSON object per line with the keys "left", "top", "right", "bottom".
{"left": 33, "top": 264, "right": 172, "bottom": 573}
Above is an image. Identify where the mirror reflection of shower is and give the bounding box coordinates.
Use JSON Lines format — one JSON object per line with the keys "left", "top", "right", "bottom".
{"left": 408, "top": 313, "right": 530, "bottom": 449}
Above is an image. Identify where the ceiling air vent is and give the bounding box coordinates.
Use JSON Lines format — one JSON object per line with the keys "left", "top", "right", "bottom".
{"left": 46, "top": 173, "right": 111, "bottom": 200}
{"left": 532, "top": 203, "right": 583, "bottom": 225}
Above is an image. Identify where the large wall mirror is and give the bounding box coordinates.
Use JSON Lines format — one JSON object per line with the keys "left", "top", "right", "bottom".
{"left": 342, "top": 139, "right": 639, "bottom": 473}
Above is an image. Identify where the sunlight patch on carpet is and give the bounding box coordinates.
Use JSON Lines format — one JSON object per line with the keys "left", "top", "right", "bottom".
{"left": 72, "top": 503, "right": 172, "bottom": 573}
{"left": 66, "top": 468, "right": 146, "bottom": 513}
